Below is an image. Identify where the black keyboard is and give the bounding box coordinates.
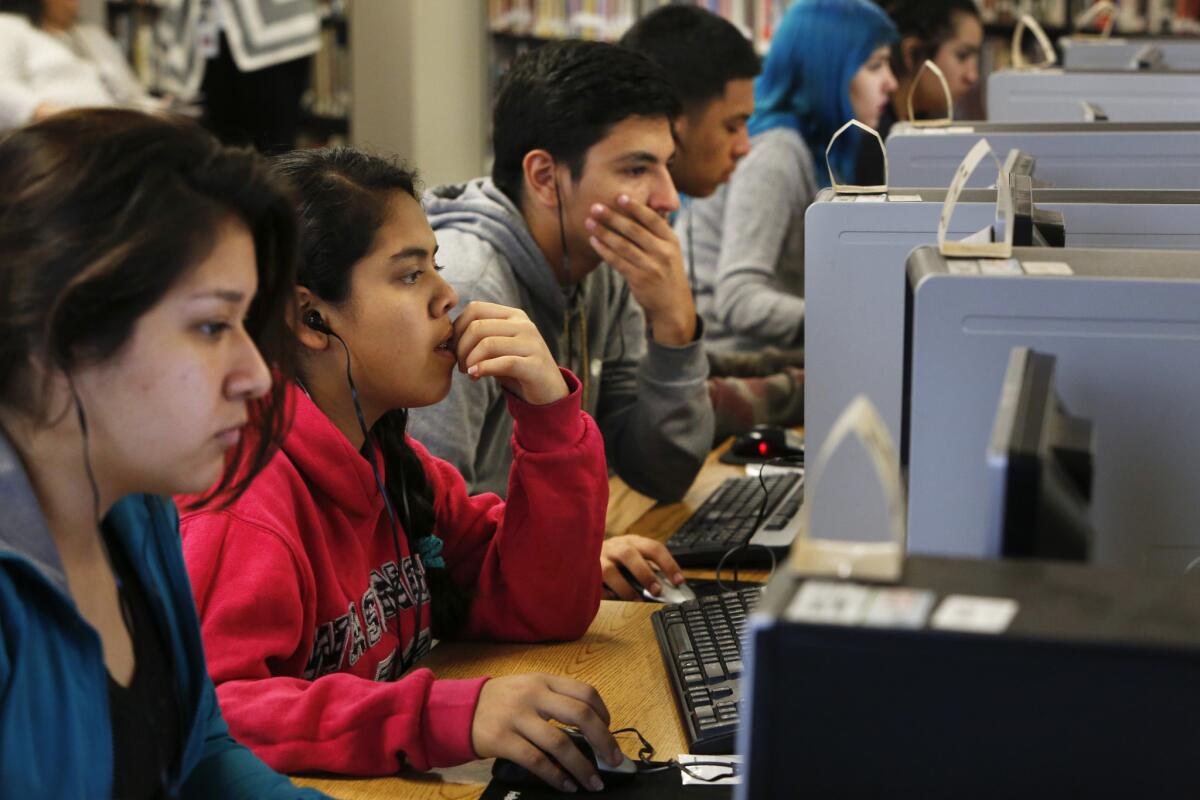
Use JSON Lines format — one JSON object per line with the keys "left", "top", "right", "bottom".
{"left": 650, "top": 587, "right": 762, "bottom": 754}
{"left": 666, "top": 472, "right": 804, "bottom": 566}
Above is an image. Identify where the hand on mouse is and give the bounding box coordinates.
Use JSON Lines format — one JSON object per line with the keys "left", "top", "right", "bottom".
{"left": 453, "top": 301, "right": 569, "bottom": 406}
{"left": 601, "top": 535, "right": 685, "bottom": 601}
{"left": 471, "top": 673, "right": 622, "bottom": 793}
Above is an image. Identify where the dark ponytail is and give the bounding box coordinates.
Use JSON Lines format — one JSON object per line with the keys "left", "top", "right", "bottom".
{"left": 373, "top": 411, "right": 471, "bottom": 637}
{"left": 270, "top": 147, "right": 470, "bottom": 638}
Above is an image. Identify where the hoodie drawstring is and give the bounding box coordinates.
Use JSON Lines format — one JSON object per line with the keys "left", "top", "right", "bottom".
{"left": 562, "top": 287, "right": 590, "bottom": 410}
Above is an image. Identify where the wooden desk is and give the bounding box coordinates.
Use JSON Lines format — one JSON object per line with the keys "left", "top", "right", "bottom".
{"left": 293, "top": 443, "right": 774, "bottom": 798}
{"left": 291, "top": 601, "right": 679, "bottom": 799}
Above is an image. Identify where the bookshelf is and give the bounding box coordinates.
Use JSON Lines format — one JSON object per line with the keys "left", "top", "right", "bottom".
{"left": 104, "top": 0, "right": 163, "bottom": 92}
{"left": 484, "top": 0, "right": 773, "bottom": 158}
{"left": 299, "top": 1, "right": 351, "bottom": 147}
{"left": 102, "top": 0, "right": 350, "bottom": 147}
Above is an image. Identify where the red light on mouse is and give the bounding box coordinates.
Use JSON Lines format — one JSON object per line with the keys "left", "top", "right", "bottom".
{"left": 758, "top": 441, "right": 769, "bottom": 456}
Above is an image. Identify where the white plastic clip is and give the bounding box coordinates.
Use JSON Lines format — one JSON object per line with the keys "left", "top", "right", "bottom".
{"left": 1074, "top": 1, "right": 1117, "bottom": 38}
{"left": 906, "top": 60, "right": 953, "bottom": 128}
{"left": 826, "top": 119, "right": 887, "bottom": 195}
{"left": 1012, "top": 14, "right": 1058, "bottom": 70}
{"left": 938, "top": 138, "right": 1014, "bottom": 259}
{"left": 790, "top": 395, "right": 906, "bottom": 583}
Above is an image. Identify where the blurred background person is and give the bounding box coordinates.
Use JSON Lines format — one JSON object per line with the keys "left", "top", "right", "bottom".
{"left": 0, "top": 0, "right": 161, "bottom": 129}
{"left": 857, "top": 0, "right": 983, "bottom": 184}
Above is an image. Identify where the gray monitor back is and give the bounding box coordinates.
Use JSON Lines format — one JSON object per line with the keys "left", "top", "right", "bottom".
{"left": 1060, "top": 36, "right": 1200, "bottom": 71}
{"left": 905, "top": 247, "right": 1200, "bottom": 572}
{"left": 886, "top": 121, "right": 1200, "bottom": 189}
{"left": 987, "top": 68, "right": 1200, "bottom": 122}
{"left": 806, "top": 191, "right": 1200, "bottom": 545}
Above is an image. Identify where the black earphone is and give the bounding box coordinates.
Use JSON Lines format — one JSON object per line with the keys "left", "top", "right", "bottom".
{"left": 303, "top": 306, "right": 423, "bottom": 678}
{"left": 303, "top": 308, "right": 333, "bottom": 335}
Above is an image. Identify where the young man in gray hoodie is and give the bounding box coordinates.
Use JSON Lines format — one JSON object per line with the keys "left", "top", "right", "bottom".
{"left": 408, "top": 40, "right": 713, "bottom": 601}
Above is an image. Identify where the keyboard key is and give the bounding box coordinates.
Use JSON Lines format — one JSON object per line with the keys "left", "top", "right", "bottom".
{"left": 710, "top": 684, "right": 734, "bottom": 701}
{"left": 697, "top": 719, "right": 737, "bottom": 735}
{"left": 667, "top": 624, "right": 694, "bottom": 657}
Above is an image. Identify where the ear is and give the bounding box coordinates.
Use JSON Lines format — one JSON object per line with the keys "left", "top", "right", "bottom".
{"left": 521, "top": 149, "right": 565, "bottom": 210}
{"left": 673, "top": 111, "right": 691, "bottom": 144}
{"left": 23, "top": 355, "right": 74, "bottom": 426}
{"left": 901, "top": 36, "right": 923, "bottom": 75}
{"left": 293, "top": 286, "right": 331, "bottom": 353}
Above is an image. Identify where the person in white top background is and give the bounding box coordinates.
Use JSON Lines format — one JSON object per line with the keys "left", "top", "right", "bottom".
{"left": 0, "top": 0, "right": 160, "bottom": 129}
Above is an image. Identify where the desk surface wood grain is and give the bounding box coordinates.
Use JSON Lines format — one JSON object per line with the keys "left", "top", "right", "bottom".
{"left": 292, "top": 601, "right": 675, "bottom": 799}
{"left": 293, "top": 438, "right": 785, "bottom": 798}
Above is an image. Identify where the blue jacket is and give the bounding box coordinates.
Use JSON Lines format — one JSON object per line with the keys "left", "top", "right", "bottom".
{"left": 0, "top": 431, "right": 329, "bottom": 798}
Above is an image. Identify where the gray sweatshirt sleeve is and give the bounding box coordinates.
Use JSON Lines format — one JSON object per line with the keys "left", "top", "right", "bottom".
{"left": 713, "top": 130, "right": 814, "bottom": 346}
{"left": 595, "top": 287, "right": 714, "bottom": 503}
{"left": 405, "top": 237, "right": 508, "bottom": 497}
{"left": 407, "top": 357, "right": 504, "bottom": 493}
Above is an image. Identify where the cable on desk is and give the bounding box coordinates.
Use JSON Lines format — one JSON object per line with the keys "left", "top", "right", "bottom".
{"left": 611, "top": 726, "right": 740, "bottom": 783}
{"left": 713, "top": 455, "right": 789, "bottom": 593}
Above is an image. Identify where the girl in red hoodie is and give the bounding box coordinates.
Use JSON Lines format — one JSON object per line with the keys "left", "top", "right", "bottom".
{"left": 180, "top": 148, "right": 622, "bottom": 794}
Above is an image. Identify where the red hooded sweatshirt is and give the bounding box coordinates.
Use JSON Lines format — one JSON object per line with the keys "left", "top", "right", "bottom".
{"left": 179, "top": 371, "right": 606, "bottom": 776}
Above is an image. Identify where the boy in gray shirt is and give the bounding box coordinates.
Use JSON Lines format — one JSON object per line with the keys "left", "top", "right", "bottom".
{"left": 409, "top": 41, "right": 713, "bottom": 600}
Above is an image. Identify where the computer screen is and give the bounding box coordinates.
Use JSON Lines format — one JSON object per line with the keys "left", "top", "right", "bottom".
{"left": 985, "top": 347, "right": 1094, "bottom": 562}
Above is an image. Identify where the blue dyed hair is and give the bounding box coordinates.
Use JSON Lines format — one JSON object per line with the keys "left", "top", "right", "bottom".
{"left": 749, "top": 0, "right": 898, "bottom": 187}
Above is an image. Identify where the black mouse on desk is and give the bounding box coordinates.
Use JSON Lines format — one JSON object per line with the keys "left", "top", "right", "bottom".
{"left": 492, "top": 727, "right": 637, "bottom": 790}
{"left": 730, "top": 424, "right": 805, "bottom": 462}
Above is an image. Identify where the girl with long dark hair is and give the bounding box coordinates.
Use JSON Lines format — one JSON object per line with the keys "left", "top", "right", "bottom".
{"left": 0, "top": 108, "right": 324, "bottom": 798}
{"left": 180, "top": 147, "right": 619, "bottom": 793}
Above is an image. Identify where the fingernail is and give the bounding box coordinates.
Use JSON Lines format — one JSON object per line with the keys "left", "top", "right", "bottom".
{"left": 590, "top": 203, "right": 605, "bottom": 215}
{"left": 563, "top": 778, "right": 579, "bottom": 792}
{"left": 467, "top": 365, "right": 478, "bottom": 376}
{"left": 589, "top": 235, "right": 600, "bottom": 248}
{"left": 618, "top": 194, "right": 630, "bottom": 205}
{"left": 649, "top": 582, "right": 661, "bottom": 595}
{"left": 588, "top": 776, "right": 605, "bottom": 792}
{"left": 673, "top": 572, "right": 685, "bottom": 585}
{"left": 584, "top": 218, "right": 596, "bottom": 230}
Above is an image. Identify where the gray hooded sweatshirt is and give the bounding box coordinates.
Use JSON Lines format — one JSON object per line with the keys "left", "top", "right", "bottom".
{"left": 407, "top": 178, "right": 714, "bottom": 503}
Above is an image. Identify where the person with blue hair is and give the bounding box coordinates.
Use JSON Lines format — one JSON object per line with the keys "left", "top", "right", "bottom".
{"left": 679, "top": 0, "right": 898, "bottom": 352}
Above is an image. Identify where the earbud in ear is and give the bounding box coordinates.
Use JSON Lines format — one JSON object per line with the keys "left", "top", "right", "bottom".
{"left": 303, "top": 309, "right": 332, "bottom": 335}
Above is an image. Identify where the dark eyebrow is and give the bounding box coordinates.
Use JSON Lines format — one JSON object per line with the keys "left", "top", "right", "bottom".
{"left": 389, "top": 246, "right": 431, "bottom": 262}
{"left": 188, "top": 289, "right": 245, "bottom": 303}
{"left": 618, "top": 150, "right": 677, "bottom": 168}
{"left": 619, "top": 151, "right": 663, "bottom": 166}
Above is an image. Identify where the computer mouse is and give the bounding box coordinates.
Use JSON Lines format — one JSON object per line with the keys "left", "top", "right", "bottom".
{"left": 644, "top": 566, "right": 697, "bottom": 604}
{"left": 491, "top": 727, "right": 638, "bottom": 789}
{"left": 731, "top": 424, "right": 805, "bottom": 462}
{"left": 616, "top": 563, "right": 696, "bottom": 604}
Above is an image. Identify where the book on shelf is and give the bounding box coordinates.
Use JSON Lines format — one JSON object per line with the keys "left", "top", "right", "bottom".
{"left": 304, "top": 19, "right": 350, "bottom": 122}
{"left": 488, "top": 0, "right": 761, "bottom": 45}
